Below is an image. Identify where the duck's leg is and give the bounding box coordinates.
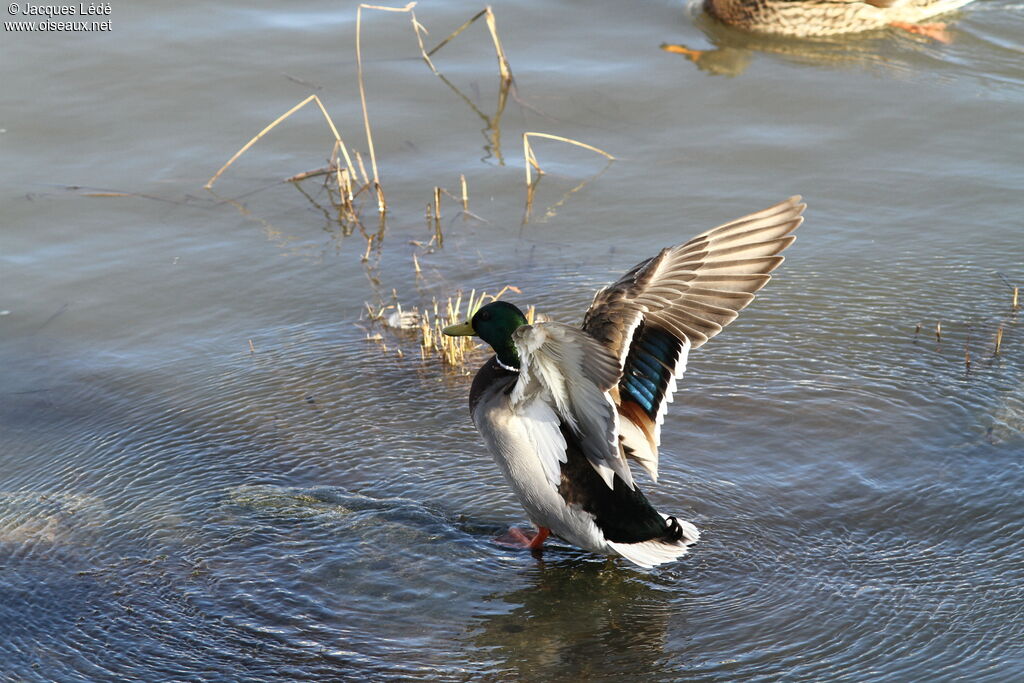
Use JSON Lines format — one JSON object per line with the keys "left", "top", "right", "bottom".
{"left": 528, "top": 527, "right": 550, "bottom": 549}
{"left": 495, "top": 526, "right": 551, "bottom": 550}
{"left": 889, "top": 21, "right": 952, "bottom": 43}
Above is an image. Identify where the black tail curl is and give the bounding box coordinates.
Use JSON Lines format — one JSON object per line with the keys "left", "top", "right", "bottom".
{"left": 664, "top": 516, "right": 685, "bottom": 541}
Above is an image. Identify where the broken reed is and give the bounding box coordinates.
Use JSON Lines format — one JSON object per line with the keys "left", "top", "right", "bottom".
{"left": 202, "top": 3, "right": 509, "bottom": 217}
{"left": 356, "top": 2, "right": 427, "bottom": 213}
{"left": 424, "top": 6, "right": 512, "bottom": 82}
{"left": 203, "top": 3, "right": 615, "bottom": 236}
{"left": 522, "top": 132, "right": 615, "bottom": 187}
{"left": 205, "top": 95, "right": 356, "bottom": 197}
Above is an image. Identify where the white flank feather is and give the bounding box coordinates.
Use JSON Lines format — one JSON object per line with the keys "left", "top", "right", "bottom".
{"left": 512, "top": 323, "right": 634, "bottom": 490}
{"left": 519, "top": 399, "right": 568, "bottom": 490}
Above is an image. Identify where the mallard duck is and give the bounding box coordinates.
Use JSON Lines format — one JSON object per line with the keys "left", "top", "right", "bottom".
{"left": 703, "top": 0, "right": 974, "bottom": 39}
{"left": 443, "top": 196, "right": 805, "bottom": 568}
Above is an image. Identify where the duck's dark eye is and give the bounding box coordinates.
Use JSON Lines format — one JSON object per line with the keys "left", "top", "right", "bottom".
{"left": 479, "top": 311, "right": 491, "bottom": 321}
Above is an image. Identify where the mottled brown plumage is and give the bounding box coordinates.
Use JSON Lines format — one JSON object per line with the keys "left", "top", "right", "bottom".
{"left": 704, "top": 0, "right": 974, "bottom": 36}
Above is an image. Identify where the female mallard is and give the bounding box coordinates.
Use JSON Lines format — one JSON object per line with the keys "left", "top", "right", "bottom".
{"left": 443, "top": 196, "right": 805, "bottom": 568}
{"left": 703, "top": 0, "right": 974, "bottom": 39}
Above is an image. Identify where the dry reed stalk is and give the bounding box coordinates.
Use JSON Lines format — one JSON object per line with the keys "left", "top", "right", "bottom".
{"left": 361, "top": 232, "right": 376, "bottom": 263}
{"left": 204, "top": 94, "right": 357, "bottom": 191}
{"left": 330, "top": 141, "right": 353, "bottom": 208}
{"left": 427, "top": 9, "right": 484, "bottom": 57}
{"left": 284, "top": 167, "right": 332, "bottom": 182}
{"left": 1014, "top": 287, "right": 1020, "bottom": 310}
{"left": 460, "top": 174, "right": 468, "bottom": 211}
{"left": 424, "top": 202, "right": 442, "bottom": 246}
{"left": 408, "top": 12, "right": 437, "bottom": 73}
{"left": 356, "top": 2, "right": 420, "bottom": 214}
{"left": 354, "top": 152, "right": 371, "bottom": 187}
{"left": 371, "top": 287, "right": 526, "bottom": 369}
{"left": 426, "top": 6, "right": 512, "bottom": 82}
{"left": 522, "top": 132, "right": 615, "bottom": 187}
{"left": 413, "top": 253, "right": 421, "bottom": 274}
{"left": 965, "top": 329, "right": 972, "bottom": 372}
{"left": 994, "top": 325, "right": 1004, "bottom": 356}
{"left": 423, "top": 286, "right": 522, "bottom": 368}
{"left": 483, "top": 7, "right": 512, "bottom": 82}
{"left": 431, "top": 190, "right": 444, "bottom": 247}
{"left": 523, "top": 176, "right": 540, "bottom": 222}
{"left": 338, "top": 169, "right": 357, "bottom": 219}
{"left": 420, "top": 8, "right": 514, "bottom": 162}
{"left": 285, "top": 156, "right": 356, "bottom": 221}
{"left": 935, "top": 321, "right": 942, "bottom": 343}
{"left": 248, "top": 339, "right": 256, "bottom": 354}
{"left": 365, "top": 302, "right": 383, "bottom": 320}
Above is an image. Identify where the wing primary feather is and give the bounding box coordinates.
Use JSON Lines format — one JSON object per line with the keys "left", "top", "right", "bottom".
{"left": 581, "top": 197, "right": 804, "bottom": 483}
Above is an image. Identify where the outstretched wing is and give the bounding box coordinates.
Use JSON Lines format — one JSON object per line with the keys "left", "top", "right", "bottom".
{"left": 582, "top": 196, "right": 805, "bottom": 480}
{"left": 511, "top": 322, "right": 635, "bottom": 490}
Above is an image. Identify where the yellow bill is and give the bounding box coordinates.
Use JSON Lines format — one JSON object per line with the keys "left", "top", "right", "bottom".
{"left": 442, "top": 321, "right": 475, "bottom": 337}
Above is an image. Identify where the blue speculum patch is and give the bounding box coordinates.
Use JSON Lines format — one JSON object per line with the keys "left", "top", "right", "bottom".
{"left": 619, "top": 325, "right": 680, "bottom": 419}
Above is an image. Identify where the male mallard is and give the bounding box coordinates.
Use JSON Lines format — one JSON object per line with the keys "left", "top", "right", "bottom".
{"left": 703, "top": 0, "right": 974, "bottom": 39}
{"left": 443, "top": 196, "right": 805, "bottom": 568}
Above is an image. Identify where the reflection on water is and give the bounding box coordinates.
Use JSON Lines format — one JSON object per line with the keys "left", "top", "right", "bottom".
{"left": 435, "top": 71, "right": 512, "bottom": 166}
{"left": 472, "top": 561, "right": 677, "bottom": 679}
{"left": 3, "top": 0, "right": 1024, "bottom": 679}
{"left": 663, "top": 10, "right": 974, "bottom": 77}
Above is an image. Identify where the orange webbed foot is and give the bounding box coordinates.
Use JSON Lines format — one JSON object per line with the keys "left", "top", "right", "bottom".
{"left": 495, "top": 526, "right": 550, "bottom": 550}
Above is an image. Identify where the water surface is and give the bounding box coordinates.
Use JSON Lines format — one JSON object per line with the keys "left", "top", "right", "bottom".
{"left": 2, "top": 0, "right": 1023, "bottom": 679}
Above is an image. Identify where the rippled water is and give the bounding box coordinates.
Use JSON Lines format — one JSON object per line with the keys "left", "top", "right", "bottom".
{"left": 2, "top": 0, "right": 1023, "bottom": 679}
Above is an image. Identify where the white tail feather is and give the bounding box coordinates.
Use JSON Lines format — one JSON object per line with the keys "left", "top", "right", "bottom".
{"left": 607, "top": 538, "right": 692, "bottom": 568}
{"left": 607, "top": 514, "right": 700, "bottom": 568}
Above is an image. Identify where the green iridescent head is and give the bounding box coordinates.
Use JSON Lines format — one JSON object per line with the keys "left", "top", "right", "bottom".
{"left": 442, "top": 301, "right": 528, "bottom": 369}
